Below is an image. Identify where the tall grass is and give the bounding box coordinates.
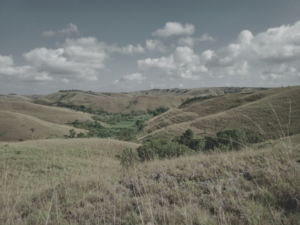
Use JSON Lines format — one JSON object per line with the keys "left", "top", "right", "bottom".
{"left": 0, "top": 102, "right": 299, "bottom": 224}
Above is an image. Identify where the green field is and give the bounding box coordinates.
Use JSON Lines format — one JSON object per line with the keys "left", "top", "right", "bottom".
{"left": 109, "top": 115, "right": 152, "bottom": 129}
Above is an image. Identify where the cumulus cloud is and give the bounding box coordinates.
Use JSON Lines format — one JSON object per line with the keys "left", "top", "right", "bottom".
{"left": 138, "top": 46, "right": 207, "bottom": 79}
{"left": 42, "top": 23, "right": 79, "bottom": 37}
{"left": 178, "top": 34, "right": 215, "bottom": 47}
{"left": 152, "top": 22, "right": 195, "bottom": 37}
{"left": 112, "top": 44, "right": 145, "bottom": 55}
{"left": 23, "top": 47, "right": 104, "bottom": 81}
{"left": 0, "top": 55, "right": 53, "bottom": 82}
{"left": 114, "top": 73, "right": 146, "bottom": 84}
{"left": 199, "top": 33, "right": 215, "bottom": 42}
{"left": 65, "top": 37, "right": 146, "bottom": 56}
{"left": 138, "top": 20, "right": 300, "bottom": 84}
{"left": 0, "top": 38, "right": 109, "bottom": 83}
{"left": 202, "top": 21, "right": 300, "bottom": 80}
{"left": 145, "top": 39, "right": 167, "bottom": 52}
{"left": 261, "top": 64, "right": 300, "bottom": 81}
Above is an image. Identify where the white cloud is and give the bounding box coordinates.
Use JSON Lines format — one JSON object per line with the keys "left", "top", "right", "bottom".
{"left": 23, "top": 47, "right": 103, "bottom": 81}
{"left": 199, "top": 21, "right": 300, "bottom": 81}
{"left": 0, "top": 55, "right": 38, "bottom": 81}
{"left": 139, "top": 21, "right": 300, "bottom": 82}
{"left": 178, "top": 37, "right": 196, "bottom": 47}
{"left": 152, "top": 22, "right": 195, "bottom": 38}
{"left": 117, "top": 44, "right": 145, "bottom": 55}
{"left": 114, "top": 73, "right": 146, "bottom": 84}
{"left": 199, "top": 33, "right": 215, "bottom": 42}
{"left": 0, "top": 55, "right": 13, "bottom": 67}
{"left": 145, "top": 39, "right": 167, "bottom": 52}
{"left": 0, "top": 39, "right": 108, "bottom": 83}
{"left": 178, "top": 34, "right": 215, "bottom": 47}
{"left": 42, "top": 23, "right": 79, "bottom": 37}
{"left": 65, "top": 37, "right": 145, "bottom": 55}
{"left": 261, "top": 64, "right": 300, "bottom": 81}
{"left": 138, "top": 46, "right": 207, "bottom": 79}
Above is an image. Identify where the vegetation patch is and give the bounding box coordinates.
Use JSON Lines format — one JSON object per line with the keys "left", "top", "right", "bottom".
{"left": 179, "top": 95, "right": 217, "bottom": 107}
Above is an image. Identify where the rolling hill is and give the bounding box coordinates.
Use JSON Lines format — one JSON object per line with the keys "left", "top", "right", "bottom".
{"left": 33, "top": 87, "right": 268, "bottom": 114}
{"left": 0, "top": 86, "right": 299, "bottom": 224}
{"left": 0, "top": 99, "right": 97, "bottom": 141}
{"left": 141, "top": 86, "right": 300, "bottom": 140}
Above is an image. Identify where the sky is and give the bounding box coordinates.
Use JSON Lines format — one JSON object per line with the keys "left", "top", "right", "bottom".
{"left": 1, "top": 0, "right": 300, "bottom": 94}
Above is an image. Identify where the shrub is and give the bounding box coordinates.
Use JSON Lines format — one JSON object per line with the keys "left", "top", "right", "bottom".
{"left": 77, "top": 132, "right": 85, "bottom": 138}
{"left": 204, "top": 136, "right": 219, "bottom": 150}
{"left": 216, "top": 129, "right": 247, "bottom": 150}
{"left": 68, "top": 129, "right": 76, "bottom": 138}
{"left": 116, "top": 148, "right": 139, "bottom": 168}
{"left": 245, "top": 129, "right": 264, "bottom": 143}
{"left": 137, "top": 139, "right": 193, "bottom": 162}
{"left": 177, "top": 129, "right": 205, "bottom": 151}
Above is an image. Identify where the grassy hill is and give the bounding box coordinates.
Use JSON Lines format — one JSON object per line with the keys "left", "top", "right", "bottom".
{"left": 0, "top": 136, "right": 299, "bottom": 224}
{"left": 0, "top": 94, "right": 32, "bottom": 102}
{"left": 142, "top": 86, "right": 300, "bottom": 141}
{"left": 128, "top": 86, "right": 268, "bottom": 97}
{"left": 33, "top": 87, "right": 267, "bottom": 114}
{"left": 0, "top": 99, "right": 93, "bottom": 125}
{"left": 0, "top": 111, "right": 88, "bottom": 141}
{"left": 0, "top": 86, "right": 299, "bottom": 224}
{"left": 0, "top": 99, "right": 97, "bottom": 141}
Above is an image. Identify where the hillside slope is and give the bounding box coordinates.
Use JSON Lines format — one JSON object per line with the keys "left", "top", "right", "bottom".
{"left": 33, "top": 87, "right": 267, "bottom": 113}
{"left": 0, "top": 136, "right": 299, "bottom": 224}
{"left": 142, "top": 86, "right": 300, "bottom": 140}
{"left": 36, "top": 92, "right": 186, "bottom": 113}
{"left": 0, "top": 99, "right": 93, "bottom": 125}
{"left": 0, "top": 111, "right": 88, "bottom": 141}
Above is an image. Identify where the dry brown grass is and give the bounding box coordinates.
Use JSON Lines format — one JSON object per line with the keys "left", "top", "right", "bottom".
{"left": 0, "top": 99, "right": 93, "bottom": 125}
{"left": 0, "top": 138, "right": 140, "bottom": 224}
{"left": 0, "top": 136, "right": 299, "bottom": 224}
{"left": 0, "top": 111, "right": 87, "bottom": 141}
{"left": 36, "top": 87, "right": 265, "bottom": 114}
{"left": 143, "top": 86, "right": 300, "bottom": 141}
{"left": 39, "top": 92, "right": 187, "bottom": 114}
{"left": 0, "top": 95, "right": 32, "bottom": 102}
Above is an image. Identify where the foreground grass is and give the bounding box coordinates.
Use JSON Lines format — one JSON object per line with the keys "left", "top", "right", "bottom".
{"left": 0, "top": 137, "right": 299, "bottom": 224}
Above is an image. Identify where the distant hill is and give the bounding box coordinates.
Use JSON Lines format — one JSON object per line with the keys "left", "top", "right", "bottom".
{"left": 0, "top": 99, "right": 93, "bottom": 125}
{"left": 0, "top": 99, "right": 94, "bottom": 141}
{"left": 0, "top": 111, "right": 87, "bottom": 141}
{"left": 0, "top": 94, "right": 32, "bottom": 102}
{"left": 140, "top": 86, "right": 300, "bottom": 141}
{"left": 33, "top": 87, "right": 268, "bottom": 114}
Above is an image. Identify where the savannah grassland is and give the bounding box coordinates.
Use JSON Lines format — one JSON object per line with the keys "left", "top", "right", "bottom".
{"left": 0, "top": 86, "right": 299, "bottom": 224}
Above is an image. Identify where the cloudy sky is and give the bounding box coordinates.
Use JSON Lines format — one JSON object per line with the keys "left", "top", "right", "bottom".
{"left": 1, "top": 0, "right": 300, "bottom": 94}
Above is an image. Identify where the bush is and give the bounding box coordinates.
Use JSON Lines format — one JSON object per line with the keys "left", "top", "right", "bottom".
{"left": 204, "top": 136, "right": 219, "bottom": 150}
{"left": 77, "top": 132, "right": 85, "bottom": 138}
{"left": 216, "top": 129, "right": 247, "bottom": 150}
{"left": 116, "top": 148, "right": 139, "bottom": 168}
{"left": 137, "top": 139, "right": 193, "bottom": 162}
{"left": 245, "top": 129, "right": 264, "bottom": 143}
{"left": 177, "top": 129, "right": 205, "bottom": 151}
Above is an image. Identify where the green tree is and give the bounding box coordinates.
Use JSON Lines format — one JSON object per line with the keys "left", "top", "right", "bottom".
{"left": 30, "top": 128, "right": 35, "bottom": 140}
{"left": 69, "top": 129, "right": 76, "bottom": 138}
{"left": 116, "top": 148, "right": 139, "bottom": 168}
{"left": 77, "top": 132, "right": 85, "bottom": 138}
{"left": 216, "top": 129, "right": 247, "bottom": 150}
